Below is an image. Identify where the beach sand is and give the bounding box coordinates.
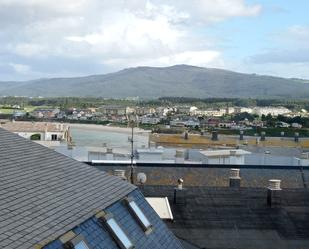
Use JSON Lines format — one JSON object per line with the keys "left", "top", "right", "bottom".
{"left": 65, "top": 123, "right": 150, "bottom": 136}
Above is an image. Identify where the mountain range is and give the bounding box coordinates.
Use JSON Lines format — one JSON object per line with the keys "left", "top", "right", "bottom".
{"left": 1, "top": 65, "right": 309, "bottom": 99}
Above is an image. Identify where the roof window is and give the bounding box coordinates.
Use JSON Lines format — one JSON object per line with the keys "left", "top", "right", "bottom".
{"left": 99, "top": 212, "right": 134, "bottom": 249}
{"left": 125, "top": 197, "right": 152, "bottom": 233}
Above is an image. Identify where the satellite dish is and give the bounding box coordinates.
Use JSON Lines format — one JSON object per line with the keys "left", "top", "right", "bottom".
{"left": 137, "top": 172, "right": 147, "bottom": 184}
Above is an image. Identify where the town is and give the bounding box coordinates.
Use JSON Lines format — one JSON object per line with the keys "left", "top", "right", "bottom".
{"left": 1, "top": 97, "right": 309, "bottom": 136}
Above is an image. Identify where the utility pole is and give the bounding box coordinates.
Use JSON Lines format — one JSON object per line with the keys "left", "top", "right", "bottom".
{"left": 129, "top": 118, "right": 135, "bottom": 184}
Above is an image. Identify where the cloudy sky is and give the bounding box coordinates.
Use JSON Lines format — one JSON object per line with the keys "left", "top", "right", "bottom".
{"left": 0, "top": 0, "right": 308, "bottom": 81}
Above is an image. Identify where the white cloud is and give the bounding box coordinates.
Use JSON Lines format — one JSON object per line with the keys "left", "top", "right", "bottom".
{"left": 0, "top": 0, "right": 262, "bottom": 79}
{"left": 9, "top": 63, "right": 31, "bottom": 74}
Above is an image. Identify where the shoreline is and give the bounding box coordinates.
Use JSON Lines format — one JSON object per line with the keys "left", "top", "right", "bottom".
{"left": 66, "top": 123, "right": 150, "bottom": 135}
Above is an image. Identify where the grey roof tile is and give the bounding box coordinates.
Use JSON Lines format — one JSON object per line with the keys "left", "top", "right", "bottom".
{"left": 0, "top": 128, "right": 136, "bottom": 248}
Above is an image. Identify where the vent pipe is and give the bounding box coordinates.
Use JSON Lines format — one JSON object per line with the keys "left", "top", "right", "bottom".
{"left": 174, "top": 178, "right": 186, "bottom": 205}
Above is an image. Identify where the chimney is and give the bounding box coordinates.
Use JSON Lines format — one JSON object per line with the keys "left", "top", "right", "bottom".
{"left": 261, "top": 131, "right": 266, "bottom": 141}
{"left": 175, "top": 150, "right": 184, "bottom": 164}
{"left": 267, "top": 179, "right": 281, "bottom": 207}
{"left": 229, "top": 168, "right": 241, "bottom": 188}
{"left": 294, "top": 132, "right": 299, "bottom": 142}
{"left": 211, "top": 131, "right": 218, "bottom": 141}
{"left": 113, "top": 169, "right": 126, "bottom": 180}
{"left": 184, "top": 131, "right": 189, "bottom": 140}
{"left": 174, "top": 178, "right": 186, "bottom": 205}
{"left": 239, "top": 130, "right": 244, "bottom": 140}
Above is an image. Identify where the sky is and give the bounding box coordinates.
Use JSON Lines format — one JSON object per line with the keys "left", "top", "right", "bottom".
{"left": 0, "top": 0, "right": 308, "bottom": 81}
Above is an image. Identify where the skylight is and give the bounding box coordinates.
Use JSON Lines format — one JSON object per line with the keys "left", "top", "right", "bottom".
{"left": 102, "top": 214, "right": 134, "bottom": 249}
{"left": 126, "top": 198, "right": 152, "bottom": 232}
{"left": 74, "top": 241, "right": 90, "bottom": 249}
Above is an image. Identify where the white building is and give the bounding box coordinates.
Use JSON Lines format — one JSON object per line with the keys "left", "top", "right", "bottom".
{"left": 252, "top": 107, "right": 291, "bottom": 117}
{"left": 140, "top": 115, "right": 161, "bottom": 125}
{"left": 234, "top": 107, "right": 253, "bottom": 114}
{"left": 198, "top": 149, "right": 251, "bottom": 165}
{"left": 0, "top": 121, "right": 69, "bottom": 147}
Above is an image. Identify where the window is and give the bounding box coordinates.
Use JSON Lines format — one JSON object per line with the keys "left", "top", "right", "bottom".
{"left": 51, "top": 134, "right": 58, "bottom": 141}
{"left": 100, "top": 213, "right": 133, "bottom": 249}
{"left": 125, "top": 197, "right": 152, "bottom": 233}
{"left": 74, "top": 241, "right": 89, "bottom": 249}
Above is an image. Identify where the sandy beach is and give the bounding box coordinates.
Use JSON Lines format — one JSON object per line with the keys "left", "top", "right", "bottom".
{"left": 65, "top": 123, "right": 150, "bottom": 136}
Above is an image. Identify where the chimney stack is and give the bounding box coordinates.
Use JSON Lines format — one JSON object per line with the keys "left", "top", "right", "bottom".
{"left": 229, "top": 168, "right": 241, "bottom": 188}
{"left": 174, "top": 178, "right": 186, "bottom": 205}
{"left": 261, "top": 131, "right": 266, "bottom": 141}
{"left": 294, "top": 132, "right": 299, "bottom": 142}
{"left": 239, "top": 130, "right": 244, "bottom": 140}
{"left": 267, "top": 179, "right": 281, "bottom": 207}
{"left": 211, "top": 131, "right": 218, "bottom": 141}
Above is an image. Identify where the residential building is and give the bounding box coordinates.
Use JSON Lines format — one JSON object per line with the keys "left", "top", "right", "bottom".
{"left": 252, "top": 107, "right": 291, "bottom": 116}
{"left": 0, "top": 121, "right": 69, "bottom": 147}
{"left": 98, "top": 105, "right": 127, "bottom": 116}
{"left": 140, "top": 115, "right": 161, "bottom": 125}
{"left": 170, "top": 118, "right": 200, "bottom": 127}
{"left": 0, "top": 128, "right": 184, "bottom": 249}
{"left": 31, "top": 108, "right": 60, "bottom": 119}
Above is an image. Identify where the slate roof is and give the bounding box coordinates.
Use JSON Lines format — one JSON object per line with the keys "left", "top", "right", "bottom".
{"left": 0, "top": 128, "right": 136, "bottom": 248}
{"left": 44, "top": 189, "right": 184, "bottom": 249}
{"left": 141, "top": 185, "right": 309, "bottom": 249}
{"left": 1, "top": 121, "right": 65, "bottom": 132}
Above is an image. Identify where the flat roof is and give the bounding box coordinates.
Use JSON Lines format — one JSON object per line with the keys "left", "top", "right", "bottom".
{"left": 200, "top": 149, "right": 251, "bottom": 157}
{"left": 146, "top": 197, "right": 173, "bottom": 220}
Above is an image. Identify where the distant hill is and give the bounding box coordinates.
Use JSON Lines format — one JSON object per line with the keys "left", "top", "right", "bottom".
{"left": 1, "top": 65, "right": 309, "bottom": 98}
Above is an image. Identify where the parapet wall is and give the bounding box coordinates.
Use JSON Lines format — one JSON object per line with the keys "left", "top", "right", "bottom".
{"left": 90, "top": 163, "right": 309, "bottom": 188}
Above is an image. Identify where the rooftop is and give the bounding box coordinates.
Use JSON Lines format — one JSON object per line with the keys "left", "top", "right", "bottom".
{"left": 0, "top": 128, "right": 135, "bottom": 248}
{"left": 141, "top": 185, "right": 309, "bottom": 249}
{"left": 200, "top": 149, "right": 251, "bottom": 157}
{"left": 0, "top": 121, "right": 66, "bottom": 132}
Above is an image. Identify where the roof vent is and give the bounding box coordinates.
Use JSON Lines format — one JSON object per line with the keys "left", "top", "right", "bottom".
{"left": 229, "top": 169, "right": 241, "bottom": 188}
{"left": 230, "top": 168, "right": 240, "bottom": 178}
{"left": 267, "top": 179, "right": 282, "bottom": 207}
{"left": 113, "top": 169, "right": 126, "bottom": 180}
{"left": 177, "top": 178, "right": 184, "bottom": 190}
{"left": 268, "top": 179, "right": 281, "bottom": 190}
